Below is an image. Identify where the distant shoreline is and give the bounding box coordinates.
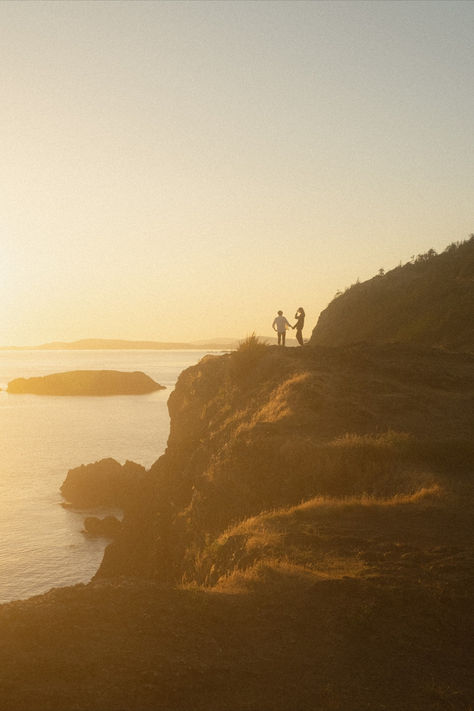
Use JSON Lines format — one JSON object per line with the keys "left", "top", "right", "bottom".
{"left": 0, "top": 348, "right": 232, "bottom": 352}
{"left": 0, "top": 339, "right": 238, "bottom": 351}
{"left": 0, "top": 337, "right": 277, "bottom": 351}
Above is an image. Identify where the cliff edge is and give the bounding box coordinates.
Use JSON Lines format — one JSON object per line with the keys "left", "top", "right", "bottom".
{"left": 98, "top": 342, "right": 474, "bottom": 587}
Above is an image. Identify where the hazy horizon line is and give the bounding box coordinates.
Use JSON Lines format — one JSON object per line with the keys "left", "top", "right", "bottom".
{"left": 0, "top": 335, "right": 281, "bottom": 350}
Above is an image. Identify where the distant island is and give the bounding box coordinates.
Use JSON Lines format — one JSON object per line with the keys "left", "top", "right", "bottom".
{"left": 7, "top": 370, "right": 165, "bottom": 396}
{"left": 0, "top": 337, "right": 242, "bottom": 351}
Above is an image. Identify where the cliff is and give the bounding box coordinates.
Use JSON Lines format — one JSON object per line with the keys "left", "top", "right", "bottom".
{"left": 7, "top": 369, "right": 165, "bottom": 396}
{"left": 310, "top": 236, "right": 474, "bottom": 351}
{"left": 0, "top": 341, "right": 473, "bottom": 710}
{"left": 98, "top": 342, "right": 474, "bottom": 585}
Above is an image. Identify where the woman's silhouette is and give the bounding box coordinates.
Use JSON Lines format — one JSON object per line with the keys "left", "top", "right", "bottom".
{"left": 292, "top": 307, "right": 305, "bottom": 346}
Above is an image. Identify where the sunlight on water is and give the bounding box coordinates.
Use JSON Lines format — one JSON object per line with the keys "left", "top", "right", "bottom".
{"left": 0, "top": 349, "right": 216, "bottom": 603}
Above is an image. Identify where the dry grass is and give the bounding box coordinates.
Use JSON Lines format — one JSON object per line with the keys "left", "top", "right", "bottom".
{"left": 229, "top": 333, "right": 269, "bottom": 379}
{"left": 190, "top": 479, "right": 447, "bottom": 594}
{"left": 294, "top": 483, "right": 443, "bottom": 509}
{"left": 225, "top": 482, "right": 443, "bottom": 551}
{"left": 220, "top": 481, "right": 444, "bottom": 541}
{"left": 1, "top": 342, "right": 473, "bottom": 710}
{"left": 237, "top": 332, "right": 268, "bottom": 351}
{"left": 210, "top": 556, "right": 365, "bottom": 594}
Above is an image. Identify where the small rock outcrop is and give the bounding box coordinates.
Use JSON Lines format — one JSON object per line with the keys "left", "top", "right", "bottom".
{"left": 7, "top": 370, "right": 165, "bottom": 396}
{"left": 60, "top": 458, "right": 146, "bottom": 509}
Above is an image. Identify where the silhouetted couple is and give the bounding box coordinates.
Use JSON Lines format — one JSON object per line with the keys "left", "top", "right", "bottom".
{"left": 272, "top": 307, "right": 305, "bottom": 346}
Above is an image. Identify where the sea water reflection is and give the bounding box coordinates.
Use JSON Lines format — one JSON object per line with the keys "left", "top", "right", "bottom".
{"left": 0, "top": 349, "right": 216, "bottom": 602}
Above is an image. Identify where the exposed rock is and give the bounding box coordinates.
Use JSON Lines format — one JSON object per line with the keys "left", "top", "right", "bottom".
{"left": 60, "top": 458, "right": 146, "bottom": 509}
{"left": 97, "top": 343, "right": 474, "bottom": 584}
{"left": 84, "top": 515, "right": 122, "bottom": 538}
{"left": 7, "top": 370, "right": 165, "bottom": 396}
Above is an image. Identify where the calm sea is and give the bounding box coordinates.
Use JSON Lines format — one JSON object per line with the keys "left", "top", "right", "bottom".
{"left": 0, "top": 349, "right": 216, "bottom": 603}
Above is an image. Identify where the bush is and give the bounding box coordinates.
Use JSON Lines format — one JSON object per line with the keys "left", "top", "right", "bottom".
{"left": 229, "top": 333, "right": 269, "bottom": 380}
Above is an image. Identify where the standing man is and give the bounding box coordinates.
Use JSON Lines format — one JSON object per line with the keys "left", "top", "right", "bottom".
{"left": 272, "top": 310, "right": 291, "bottom": 346}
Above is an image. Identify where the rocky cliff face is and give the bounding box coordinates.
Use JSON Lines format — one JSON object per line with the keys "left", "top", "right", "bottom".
{"left": 97, "top": 343, "right": 474, "bottom": 585}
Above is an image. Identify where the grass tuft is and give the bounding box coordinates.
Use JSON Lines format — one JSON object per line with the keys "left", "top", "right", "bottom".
{"left": 229, "top": 332, "right": 269, "bottom": 379}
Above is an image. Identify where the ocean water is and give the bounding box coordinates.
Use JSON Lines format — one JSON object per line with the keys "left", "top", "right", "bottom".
{"left": 0, "top": 349, "right": 216, "bottom": 604}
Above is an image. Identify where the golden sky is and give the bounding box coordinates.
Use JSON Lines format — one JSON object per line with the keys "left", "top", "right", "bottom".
{"left": 1, "top": 0, "right": 473, "bottom": 345}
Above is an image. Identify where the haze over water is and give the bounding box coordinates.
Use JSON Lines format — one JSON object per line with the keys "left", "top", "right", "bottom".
{"left": 2, "top": 1, "right": 473, "bottom": 348}
{"left": 0, "top": 349, "right": 213, "bottom": 603}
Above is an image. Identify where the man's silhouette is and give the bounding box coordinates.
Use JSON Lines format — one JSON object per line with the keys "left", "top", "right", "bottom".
{"left": 272, "top": 310, "right": 291, "bottom": 346}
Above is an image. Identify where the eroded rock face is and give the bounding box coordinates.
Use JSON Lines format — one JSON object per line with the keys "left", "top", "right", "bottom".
{"left": 96, "top": 344, "right": 474, "bottom": 584}
{"left": 7, "top": 370, "right": 165, "bottom": 396}
{"left": 61, "top": 458, "right": 146, "bottom": 509}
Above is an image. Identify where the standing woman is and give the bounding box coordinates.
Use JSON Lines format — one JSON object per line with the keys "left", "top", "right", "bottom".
{"left": 293, "top": 307, "right": 305, "bottom": 346}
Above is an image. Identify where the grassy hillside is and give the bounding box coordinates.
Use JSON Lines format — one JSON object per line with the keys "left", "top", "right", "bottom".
{"left": 1, "top": 341, "right": 472, "bottom": 710}
{"left": 310, "top": 236, "right": 474, "bottom": 351}
{"left": 98, "top": 341, "right": 474, "bottom": 583}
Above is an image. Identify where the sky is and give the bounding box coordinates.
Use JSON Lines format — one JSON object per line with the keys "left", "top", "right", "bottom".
{"left": 1, "top": 0, "right": 473, "bottom": 346}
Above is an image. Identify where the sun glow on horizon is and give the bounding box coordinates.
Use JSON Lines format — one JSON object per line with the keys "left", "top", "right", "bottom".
{"left": 1, "top": 1, "right": 473, "bottom": 346}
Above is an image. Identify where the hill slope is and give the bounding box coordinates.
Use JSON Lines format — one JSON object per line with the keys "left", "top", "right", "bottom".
{"left": 0, "top": 343, "right": 473, "bottom": 709}
{"left": 98, "top": 343, "right": 474, "bottom": 584}
{"left": 310, "top": 236, "right": 474, "bottom": 351}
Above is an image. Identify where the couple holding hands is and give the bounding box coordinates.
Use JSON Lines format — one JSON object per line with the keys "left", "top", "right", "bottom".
{"left": 272, "top": 307, "right": 305, "bottom": 346}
